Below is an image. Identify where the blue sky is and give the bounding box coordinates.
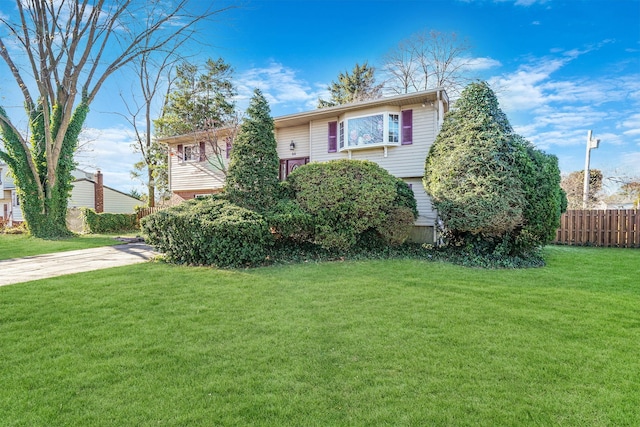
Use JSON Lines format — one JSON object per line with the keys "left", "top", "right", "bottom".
{"left": 2, "top": 0, "right": 639, "bottom": 194}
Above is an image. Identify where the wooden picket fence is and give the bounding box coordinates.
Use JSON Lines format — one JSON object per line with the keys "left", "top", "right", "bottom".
{"left": 136, "top": 206, "right": 165, "bottom": 220}
{"left": 553, "top": 209, "right": 640, "bottom": 248}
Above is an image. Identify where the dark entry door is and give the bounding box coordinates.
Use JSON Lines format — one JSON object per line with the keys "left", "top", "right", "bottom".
{"left": 280, "top": 157, "right": 309, "bottom": 180}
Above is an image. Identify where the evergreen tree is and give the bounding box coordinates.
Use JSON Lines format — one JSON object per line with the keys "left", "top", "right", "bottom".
{"left": 318, "top": 62, "right": 383, "bottom": 108}
{"left": 225, "top": 89, "right": 280, "bottom": 213}
{"left": 424, "top": 81, "right": 565, "bottom": 256}
{"left": 424, "top": 81, "right": 524, "bottom": 237}
{"left": 155, "top": 58, "right": 236, "bottom": 137}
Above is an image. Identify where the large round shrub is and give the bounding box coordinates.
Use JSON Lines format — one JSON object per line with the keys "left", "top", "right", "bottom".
{"left": 424, "top": 82, "right": 524, "bottom": 236}
{"left": 423, "top": 81, "right": 565, "bottom": 257}
{"left": 285, "top": 159, "right": 417, "bottom": 251}
{"left": 141, "top": 197, "right": 272, "bottom": 267}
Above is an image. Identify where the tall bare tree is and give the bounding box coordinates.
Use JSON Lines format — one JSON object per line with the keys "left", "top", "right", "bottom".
{"left": 561, "top": 170, "right": 604, "bottom": 209}
{"left": 382, "top": 30, "right": 474, "bottom": 97}
{"left": 0, "top": 0, "right": 230, "bottom": 237}
{"left": 119, "top": 34, "right": 188, "bottom": 207}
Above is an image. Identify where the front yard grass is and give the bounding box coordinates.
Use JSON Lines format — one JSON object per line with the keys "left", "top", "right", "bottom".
{"left": 0, "top": 233, "right": 137, "bottom": 260}
{"left": 0, "top": 246, "right": 638, "bottom": 426}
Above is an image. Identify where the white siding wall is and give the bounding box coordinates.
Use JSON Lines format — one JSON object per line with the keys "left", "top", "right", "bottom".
{"left": 68, "top": 180, "right": 95, "bottom": 209}
{"left": 350, "top": 104, "right": 436, "bottom": 178}
{"left": 276, "top": 125, "right": 310, "bottom": 161}
{"left": 103, "top": 188, "right": 142, "bottom": 213}
{"left": 169, "top": 142, "right": 228, "bottom": 192}
{"left": 11, "top": 190, "right": 23, "bottom": 221}
{"left": 405, "top": 178, "right": 436, "bottom": 226}
{"left": 309, "top": 116, "right": 342, "bottom": 163}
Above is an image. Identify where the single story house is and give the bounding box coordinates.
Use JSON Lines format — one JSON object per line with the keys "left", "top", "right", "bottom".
{"left": 67, "top": 169, "right": 142, "bottom": 214}
{"left": 160, "top": 88, "right": 450, "bottom": 243}
{"left": 0, "top": 165, "right": 142, "bottom": 228}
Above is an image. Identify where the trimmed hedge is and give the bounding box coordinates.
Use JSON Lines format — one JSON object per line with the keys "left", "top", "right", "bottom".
{"left": 81, "top": 208, "right": 139, "bottom": 233}
{"left": 424, "top": 82, "right": 566, "bottom": 257}
{"left": 141, "top": 197, "right": 272, "bottom": 268}
{"left": 284, "top": 160, "right": 417, "bottom": 251}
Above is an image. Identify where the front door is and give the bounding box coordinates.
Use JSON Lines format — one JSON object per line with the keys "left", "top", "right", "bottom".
{"left": 280, "top": 157, "right": 309, "bottom": 180}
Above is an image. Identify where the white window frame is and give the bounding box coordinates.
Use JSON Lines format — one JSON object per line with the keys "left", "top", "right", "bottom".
{"left": 339, "top": 112, "right": 402, "bottom": 152}
{"left": 183, "top": 144, "right": 200, "bottom": 162}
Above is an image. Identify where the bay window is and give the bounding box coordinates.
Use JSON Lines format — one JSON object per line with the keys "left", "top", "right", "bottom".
{"left": 337, "top": 111, "right": 410, "bottom": 152}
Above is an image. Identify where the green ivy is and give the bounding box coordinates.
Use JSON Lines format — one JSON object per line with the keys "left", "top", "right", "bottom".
{"left": 0, "top": 98, "right": 89, "bottom": 239}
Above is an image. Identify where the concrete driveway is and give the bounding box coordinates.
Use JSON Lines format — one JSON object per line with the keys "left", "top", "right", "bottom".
{"left": 0, "top": 243, "right": 158, "bottom": 287}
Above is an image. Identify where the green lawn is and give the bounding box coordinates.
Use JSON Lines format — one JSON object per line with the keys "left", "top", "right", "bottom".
{"left": 0, "top": 246, "right": 638, "bottom": 426}
{"left": 0, "top": 233, "right": 136, "bottom": 260}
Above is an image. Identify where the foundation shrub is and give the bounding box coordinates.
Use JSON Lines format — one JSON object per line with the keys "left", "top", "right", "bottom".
{"left": 284, "top": 160, "right": 417, "bottom": 251}
{"left": 141, "top": 197, "right": 272, "bottom": 268}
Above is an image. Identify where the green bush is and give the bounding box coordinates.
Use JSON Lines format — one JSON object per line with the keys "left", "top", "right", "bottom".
{"left": 509, "top": 136, "right": 566, "bottom": 254}
{"left": 141, "top": 197, "right": 272, "bottom": 268}
{"left": 285, "top": 160, "right": 417, "bottom": 251}
{"left": 81, "top": 209, "right": 139, "bottom": 233}
{"left": 424, "top": 81, "right": 565, "bottom": 258}
{"left": 266, "top": 198, "right": 315, "bottom": 243}
{"left": 424, "top": 82, "right": 524, "bottom": 237}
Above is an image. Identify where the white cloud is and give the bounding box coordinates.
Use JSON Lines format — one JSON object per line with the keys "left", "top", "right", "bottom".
{"left": 76, "top": 126, "right": 144, "bottom": 194}
{"left": 463, "top": 56, "right": 502, "bottom": 71}
{"left": 236, "top": 61, "right": 327, "bottom": 114}
{"left": 513, "top": 0, "right": 549, "bottom": 6}
{"left": 619, "top": 112, "right": 640, "bottom": 136}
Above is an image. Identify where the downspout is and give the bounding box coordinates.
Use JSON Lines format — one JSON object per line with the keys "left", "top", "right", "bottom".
{"left": 437, "top": 89, "right": 445, "bottom": 130}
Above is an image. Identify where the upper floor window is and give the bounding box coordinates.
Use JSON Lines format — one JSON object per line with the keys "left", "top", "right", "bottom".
{"left": 176, "top": 142, "right": 206, "bottom": 162}
{"left": 337, "top": 111, "right": 410, "bottom": 152}
{"left": 183, "top": 144, "right": 200, "bottom": 161}
{"left": 389, "top": 114, "right": 399, "bottom": 143}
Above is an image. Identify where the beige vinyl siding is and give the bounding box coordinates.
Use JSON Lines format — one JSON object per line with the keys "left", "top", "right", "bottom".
{"left": 276, "top": 125, "right": 310, "bottom": 160}
{"left": 309, "top": 104, "right": 436, "bottom": 178}
{"left": 310, "top": 117, "right": 345, "bottom": 163}
{"left": 405, "top": 178, "right": 436, "bottom": 227}
{"left": 103, "top": 188, "right": 142, "bottom": 213}
{"left": 355, "top": 105, "right": 436, "bottom": 178}
{"left": 169, "top": 142, "right": 227, "bottom": 192}
{"left": 68, "top": 180, "right": 95, "bottom": 209}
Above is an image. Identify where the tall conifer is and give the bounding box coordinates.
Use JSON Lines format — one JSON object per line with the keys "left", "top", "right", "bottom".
{"left": 225, "top": 89, "right": 280, "bottom": 213}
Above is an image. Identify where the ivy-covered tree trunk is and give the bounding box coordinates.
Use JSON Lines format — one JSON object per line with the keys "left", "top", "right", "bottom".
{"left": 0, "top": 101, "right": 88, "bottom": 238}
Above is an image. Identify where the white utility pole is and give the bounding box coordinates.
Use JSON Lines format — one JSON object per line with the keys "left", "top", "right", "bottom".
{"left": 583, "top": 130, "right": 600, "bottom": 209}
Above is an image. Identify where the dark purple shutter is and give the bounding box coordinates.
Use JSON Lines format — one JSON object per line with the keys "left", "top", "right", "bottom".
{"left": 328, "top": 121, "right": 337, "bottom": 153}
{"left": 199, "top": 141, "right": 206, "bottom": 162}
{"left": 401, "top": 109, "right": 413, "bottom": 145}
{"left": 177, "top": 144, "right": 184, "bottom": 160}
{"left": 226, "top": 139, "right": 232, "bottom": 158}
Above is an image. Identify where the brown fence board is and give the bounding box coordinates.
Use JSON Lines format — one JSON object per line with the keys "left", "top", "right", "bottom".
{"left": 137, "top": 206, "right": 165, "bottom": 220}
{"left": 554, "top": 209, "right": 639, "bottom": 248}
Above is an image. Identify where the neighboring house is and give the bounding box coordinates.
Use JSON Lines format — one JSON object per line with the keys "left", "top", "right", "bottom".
{"left": 597, "top": 195, "right": 637, "bottom": 210}
{"left": 0, "top": 163, "right": 24, "bottom": 225}
{"left": 67, "top": 169, "right": 142, "bottom": 214}
{"left": 160, "top": 88, "right": 450, "bottom": 242}
{"left": 0, "top": 165, "right": 141, "bottom": 227}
